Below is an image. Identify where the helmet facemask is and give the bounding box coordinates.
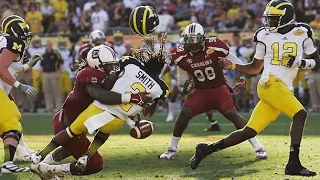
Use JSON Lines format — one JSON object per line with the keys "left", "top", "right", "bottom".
{"left": 184, "top": 34, "right": 205, "bottom": 53}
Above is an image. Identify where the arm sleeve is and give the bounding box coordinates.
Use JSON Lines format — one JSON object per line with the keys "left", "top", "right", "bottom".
{"left": 177, "top": 66, "right": 189, "bottom": 86}
{"left": 253, "top": 42, "right": 266, "bottom": 60}
{"left": 303, "top": 37, "right": 317, "bottom": 55}
{"left": 225, "top": 52, "right": 244, "bottom": 64}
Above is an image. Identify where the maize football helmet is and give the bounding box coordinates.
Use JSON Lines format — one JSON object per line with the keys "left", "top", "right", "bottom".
{"left": 129, "top": 6, "right": 159, "bottom": 36}
{"left": 1, "top": 15, "right": 32, "bottom": 45}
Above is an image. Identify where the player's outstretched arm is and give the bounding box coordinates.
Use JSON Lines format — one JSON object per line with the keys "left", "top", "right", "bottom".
{"left": 0, "top": 49, "right": 19, "bottom": 86}
{"left": 219, "top": 57, "right": 264, "bottom": 75}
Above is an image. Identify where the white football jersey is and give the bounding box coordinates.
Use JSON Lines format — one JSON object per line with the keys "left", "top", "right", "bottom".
{"left": 0, "top": 35, "right": 25, "bottom": 94}
{"left": 254, "top": 23, "right": 317, "bottom": 86}
{"left": 25, "top": 45, "right": 46, "bottom": 70}
{"left": 94, "top": 56, "right": 168, "bottom": 120}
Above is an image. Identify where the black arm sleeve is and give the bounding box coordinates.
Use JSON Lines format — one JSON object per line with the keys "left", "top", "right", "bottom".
{"left": 85, "top": 83, "right": 123, "bottom": 105}
{"left": 307, "top": 50, "right": 320, "bottom": 70}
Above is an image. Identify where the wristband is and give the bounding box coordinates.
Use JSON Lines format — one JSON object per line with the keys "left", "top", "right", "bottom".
{"left": 13, "top": 81, "right": 21, "bottom": 88}
{"left": 22, "top": 64, "right": 30, "bottom": 71}
{"left": 121, "top": 94, "right": 131, "bottom": 103}
{"left": 231, "top": 63, "right": 236, "bottom": 70}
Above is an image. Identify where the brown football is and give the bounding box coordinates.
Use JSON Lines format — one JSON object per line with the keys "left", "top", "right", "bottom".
{"left": 130, "top": 120, "right": 155, "bottom": 139}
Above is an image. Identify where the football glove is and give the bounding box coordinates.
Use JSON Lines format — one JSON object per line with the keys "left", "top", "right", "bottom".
{"left": 29, "top": 54, "right": 43, "bottom": 67}
{"left": 130, "top": 92, "right": 153, "bottom": 107}
{"left": 17, "top": 83, "right": 37, "bottom": 99}
{"left": 233, "top": 77, "right": 246, "bottom": 95}
{"left": 180, "top": 79, "right": 194, "bottom": 95}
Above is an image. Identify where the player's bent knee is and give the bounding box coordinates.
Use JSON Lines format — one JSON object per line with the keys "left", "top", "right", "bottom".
{"left": 293, "top": 109, "right": 307, "bottom": 122}
{"left": 242, "top": 127, "right": 257, "bottom": 139}
{"left": 1, "top": 130, "right": 22, "bottom": 141}
{"left": 69, "top": 123, "right": 87, "bottom": 135}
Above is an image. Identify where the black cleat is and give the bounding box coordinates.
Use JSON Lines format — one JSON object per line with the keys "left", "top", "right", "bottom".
{"left": 190, "top": 143, "right": 210, "bottom": 170}
{"left": 205, "top": 123, "right": 221, "bottom": 131}
{"left": 285, "top": 162, "right": 317, "bottom": 177}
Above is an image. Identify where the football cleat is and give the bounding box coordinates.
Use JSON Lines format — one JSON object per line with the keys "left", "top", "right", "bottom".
{"left": 190, "top": 143, "right": 210, "bottom": 170}
{"left": 15, "top": 154, "right": 32, "bottom": 163}
{"left": 31, "top": 152, "right": 43, "bottom": 164}
{"left": 76, "top": 155, "right": 89, "bottom": 171}
{"left": 42, "top": 153, "right": 59, "bottom": 165}
{"left": 1, "top": 161, "right": 30, "bottom": 173}
{"left": 255, "top": 148, "right": 268, "bottom": 160}
{"left": 204, "top": 123, "right": 221, "bottom": 131}
{"left": 285, "top": 162, "right": 317, "bottom": 176}
{"left": 159, "top": 147, "right": 176, "bottom": 160}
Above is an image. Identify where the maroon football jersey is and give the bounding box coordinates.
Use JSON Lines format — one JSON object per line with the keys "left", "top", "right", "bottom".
{"left": 171, "top": 37, "right": 229, "bottom": 89}
{"left": 62, "top": 66, "right": 107, "bottom": 122}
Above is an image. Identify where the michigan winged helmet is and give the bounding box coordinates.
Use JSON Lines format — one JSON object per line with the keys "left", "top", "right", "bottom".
{"left": 263, "top": 0, "right": 295, "bottom": 32}
{"left": 129, "top": 6, "right": 159, "bottom": 36}
{"left": 1, "top": 15, "right": 32, "bottom": 45}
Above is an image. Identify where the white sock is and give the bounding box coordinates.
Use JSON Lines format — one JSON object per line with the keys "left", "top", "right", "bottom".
{"left": 169, "top": 135, "right": 181, "bottom": 151}
{"left": 248, "top": 137, "right": 263, "bottom": 151}
{"left": 42, "top": 153, "right": 59, "bottom": 165}
{"left": 168, "top": 102, "right": 174, "bottom": 114}
{"left": 15, "top": 144, "right": 29, "bottom": 158}
{"left": 19, "top": 134, "right": 34, "bottom": 154}
{"left": 48, "top": 163, "right": 71, "bottom": 176}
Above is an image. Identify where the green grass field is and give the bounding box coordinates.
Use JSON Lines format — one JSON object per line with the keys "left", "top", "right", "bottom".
{"left": 0, "top": 113, "right": 319, "bottom": 180}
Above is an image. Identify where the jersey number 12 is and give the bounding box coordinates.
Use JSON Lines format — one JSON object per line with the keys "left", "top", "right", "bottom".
{"left": 270, "top": 42, "right": 297, "bottom": 66}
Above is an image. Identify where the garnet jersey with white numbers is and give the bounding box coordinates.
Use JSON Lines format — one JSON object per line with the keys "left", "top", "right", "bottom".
{"left": 171, "top": 37, "right": 229, "bottom": 89}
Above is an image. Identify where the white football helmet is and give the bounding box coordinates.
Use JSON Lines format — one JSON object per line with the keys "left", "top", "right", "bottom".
{"left": 87, "top": 45, "right": 119, "bottom": 72}
{"left": 89, "top": 30, "right": 106, "bottom": 47}
{"left": 183, "top": 23, "right": 205, "bottom": 53}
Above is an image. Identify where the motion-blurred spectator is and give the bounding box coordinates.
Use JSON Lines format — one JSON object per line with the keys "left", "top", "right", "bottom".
{"left": 25, "top": 4, "right": 43, "bottom": 35}
{"left": 123, "top": 42, "right": 133, "bottom": 56}
{"left": 304, "top": 0, "right": 317, "bottom": 23}
{"left": 76, "top": 12, "right": 91, "bottom": 34}
{"left": 189, "top": 0, "right": 204, "bottom": 13}
{"left": 1, "top": 3, "right": 14, "bottom": 21}
{"left": 90, "top": 3, "right": 109, "bottom": 32}
{"left": 113, "top": 2, "right": 131, "bottom": 27}
{"left": 216, "top": 13, "right": 228, "bottom": 31}
{"left": 310, "top": 14, "right": 320, "bottom": 30}
{"left": 40, "top": 0, "right": 54, "bottom": 33}
{"left": 156, "top": 6, "right": 174, "bottom": 33}
{"left": 83, "top": 0, "right": 96, "bottom": 12}
{"left": 225, "top": 13, "right": 241, "bottom": 31}
{"left": 39, "top": 41, "right": 63, "bottom": 113}
{"left": 227, "top": 2, "right": 240, "bottom": 19}
{"left": 58, "top": 18, "right": 70, "bottom": 36}
{"left": 123, "top": 0, "right": 141, "bottom": 10}
{"left": 174, "top": 0, "right": 189, "bottom": 21}
{"left": 113, "top": 30, "right": 126, "bottom": 58}
{"left": 52, "top": 0, "right": 69, "bottom": 22}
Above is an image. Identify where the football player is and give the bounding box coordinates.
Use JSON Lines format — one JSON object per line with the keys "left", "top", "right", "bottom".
{"left": 159, "top": 22, "right": 267, "bottom": 160}
{"left": 0, "top": 15, "right": 42, "bottom": 173}
{"left": 31, "top": 41, "right": 168, "bottom": 177}
{"left": 191, "top": 0, "right": 318, "bottom": 176}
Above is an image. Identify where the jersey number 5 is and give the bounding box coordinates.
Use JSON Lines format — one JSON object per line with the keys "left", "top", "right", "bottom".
{"left": 120, "top": 82, "right": 146, "bottom": 112}
{"left": 271, "top": 42, "right": 297, "bottom": 66}
{"left": 194, "top": 67, "right": 215, "bottom": 82}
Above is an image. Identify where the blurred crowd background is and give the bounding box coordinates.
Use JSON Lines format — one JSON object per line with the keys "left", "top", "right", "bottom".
{"left": 1, "top": 0, "right": 320, "bottom": 114}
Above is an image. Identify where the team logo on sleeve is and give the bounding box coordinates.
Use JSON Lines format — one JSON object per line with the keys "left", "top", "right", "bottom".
{"left": 91, "top": 77, "right": 98, "bottom": 84}
{"left": 294, "top": 29, "right": 304, "bottom": 36}
{"left": 206, "top": 47, "right": 215, "bottom": 55}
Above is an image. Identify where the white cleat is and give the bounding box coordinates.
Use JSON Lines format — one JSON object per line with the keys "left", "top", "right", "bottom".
{"left": 15, "top": 154, "right": 32, "bottom": 163}
{"left": 76, "top": 155, "right": 89, "bottom": 171}
{"left": 159, "top": 147, "right": 176, "bottom": 160}
{"left": 42, "top": 153, "right": 59, "bottom": 165}
{"left": 166, "top": 112, "right": 174, "bottom": 122}
{"left": 31, "top": 152, "right": 43, "bottom": 164}
{"left": 255, "top": 148, "right": 268, "bottom": 160}
{"left": 1, "top": 161, "right": 30, "bottom": 173}
{"left": 36, "top": 163, "right": 59, "bottom": 179}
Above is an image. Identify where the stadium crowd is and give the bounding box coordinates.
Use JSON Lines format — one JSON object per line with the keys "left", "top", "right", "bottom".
{"left": 1, "top": 0, "right": 320, "bottom": 113}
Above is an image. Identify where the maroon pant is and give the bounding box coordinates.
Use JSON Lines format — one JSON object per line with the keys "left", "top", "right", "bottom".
{"left": 52, "top": 110, "right": 103, "bottom": 172}
{"left": 183, "top": 85, "right": 236, "bottom": 117}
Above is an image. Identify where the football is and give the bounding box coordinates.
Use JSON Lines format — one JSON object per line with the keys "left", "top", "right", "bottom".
{"left": 130, "top": 120, "right": 155, "bottom": 139}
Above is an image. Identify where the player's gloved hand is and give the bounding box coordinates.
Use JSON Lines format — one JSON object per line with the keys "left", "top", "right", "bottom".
{"left": 14, "top": 82, "right": 37, "bottom": 99}
{"left": 233, "top": 77, "right": 246, "bottom": 95}
{"left": 218, "top": 57, "right": 233, "bottom": 70}
{"left": 130, "top": 92, "right": 153, "bottom": 107}
{"left": 129, "top": 112, "right": 141, "bottom": 126}
{"left": 181, "top": 79, "right": 194, "bottom": 95}
{"left": 29, "top": 54, "right": 43, "bottom": 67}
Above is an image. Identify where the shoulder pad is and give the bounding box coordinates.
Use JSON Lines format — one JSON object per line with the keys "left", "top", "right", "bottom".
{"left": 119, "top": 56, "right": 144, "bottom": 68}
{"left": 253, "top": 27, "right": 266, "bottom": 43}
{"left": 171, "top": 44, "right": 188, "bottom": 64}
{"left": 77, "top": 66, "right": 107, "bottom": 84}
{"left": 205, "top": 37, "right": 229, "bottom": 56}
{"left": 4, "top": 36, "right": 25, "bottom": 54}
{"left": 293, "top": 23, "right": 312, "bottom": 38}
